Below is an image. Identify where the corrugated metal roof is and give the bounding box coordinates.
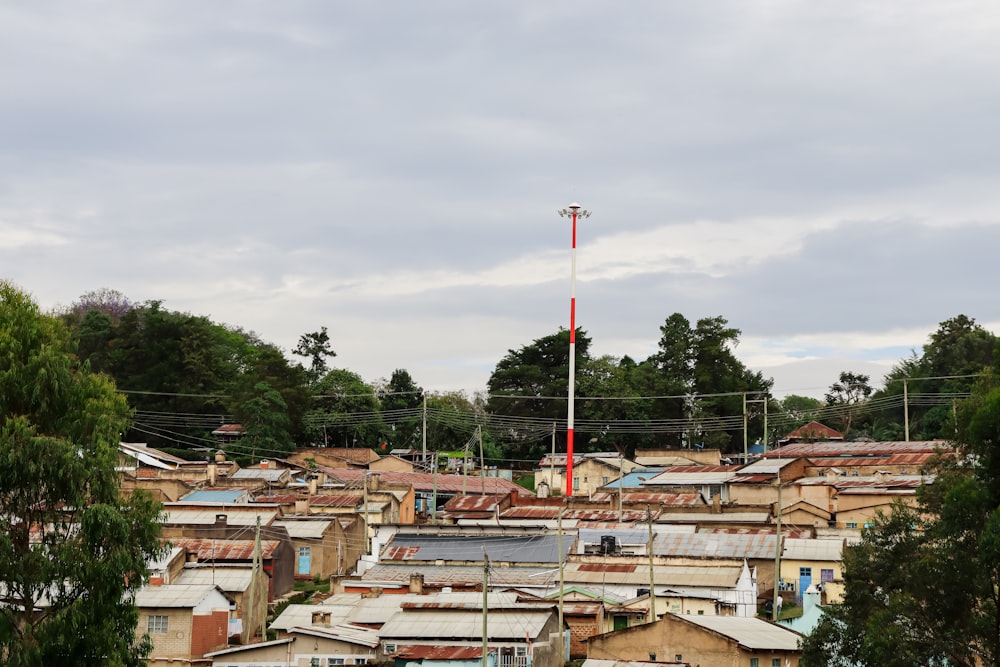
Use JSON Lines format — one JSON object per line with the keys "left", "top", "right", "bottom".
{"left": 290, "top": 623, "right": 381, "bottom": 648}
{"left": 172, "top": 537, "right": 280, "bottom": 561}
{"left": 381, "top": 533, "right": 570, "bottom": 564}
{"left": 270, "top": 603, "right": 353, "bottom": 631}
{"left": 562, "top": 563, "right": 741, "bottom": 588}
{"left": 641, "top": 470, "right": 738, "bottom": 486}
{"left": 161, "top": 508, "right": 277, "bottom": 526}
{"left": 361, "top": 564, "right": 558, "bottom": 588}
{"left": 676, "top": 614, "right": 802, "bottom": 650}
{"left": 655, "top": 512, "right": 771, "bottom": 524}
{"left": 809, "top": 453, "right": 934, "bottom": 467}
{"left": 231, "top": 468, "right": 288, "bottom": 482}
{"left": 379, "top": 608, "right": 551, "bottom": 640}
{"left": 328, "top": 468, "right": 528, "bottom": 495}
{"left": 500, "top": 507, "right": 561, "bottom": 520}
{"left": 595, "top": 492, "right": 703, "bottom": 506}
{"left": 651, "top": 532, "right": 777, "bottom": 559}
{"left": 272, "top": 519, "right": 334, "bottom": 539}
{"left": 393, "top": 646, "right": 485, "bottom": 660}
{"left": 765, "top": 440, "right": 951, "bottom": 459}
{"left": 444, "top": 495, "right": 504, "bottom": 512}
{"left": 565, "top": 509, "right": 649, "bottom": 522}
{"left": 134, "top": 583, "right": 229, "bottom": 608}
{"left": 782, "top": 538, "right": 844, "bottom": 561}
{"left": 172, "top": 566, "right": 254, "bottom": 592}
{"left": 180, "top": 490, "right": 249, "bottom": 503}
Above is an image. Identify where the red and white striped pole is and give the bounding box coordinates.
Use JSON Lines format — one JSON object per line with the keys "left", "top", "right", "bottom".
{"left": 558, "top": 202, "right": 590, "bottom": 497}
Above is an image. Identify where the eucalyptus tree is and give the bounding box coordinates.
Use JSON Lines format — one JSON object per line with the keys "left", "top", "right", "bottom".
{"left": 0, "top": 281, "right": 165, "bottom": 666}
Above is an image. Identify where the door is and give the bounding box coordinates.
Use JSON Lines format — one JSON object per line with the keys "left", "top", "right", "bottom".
{"left": 798, "top": 567, "right": 812, "bottom": 604}
{"left": 298, "top": 546, "right": 311, "bottom": 576}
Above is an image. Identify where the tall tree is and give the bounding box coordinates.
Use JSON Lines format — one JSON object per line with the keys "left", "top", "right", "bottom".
{"left": 825, "top": 371, "right": 873, "bottom": 437}
{"left": 0, "top": 281, "right": 164, "bottom": 666}
{"left": 801, "top": 368, "right": 1000, "bottom": 667}
{"left": 306, "top": 369, "right": 384, "bottom": 449}
{"left": 231, "top": 381, "right": 294, "bottom": 463}
{"left": 378, "top": 369, "right": 424, "bottom": 450}
{"left": 292, "top": 327, "right": 336, "bottom": 382}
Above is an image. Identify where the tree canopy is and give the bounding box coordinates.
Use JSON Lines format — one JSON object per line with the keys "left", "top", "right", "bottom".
{"left": 0, "top": 281, "right": 165, "bottom": 666}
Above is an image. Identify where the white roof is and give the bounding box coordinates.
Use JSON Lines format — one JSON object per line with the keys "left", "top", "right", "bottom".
{"left": 134, "top": 584, "right": 230, "bottom": 610}
{"left": 563, "top": 563, "right": 742, "bottom": 588}
{"left": 290, "top": 624, "right": 381, "bottom": 648}
{"left": 643, "top": 471, "right": 736, "bottom": 486}
{"left": 273, "top": 518, "right": 334, "bottom": 539}
{"left": 161, "top": 508, "right": 278, "bottom": 525}
{"left": 380, "top": 609, "right": 552, "bottom": 640}
{"left": 172, "top": 566, "right": 255, "bottom": 592}
{"left": 677, "top": 614, "right": 802, "bottom": 650}
{"left": 738, "top": 458, "right": 797, "bottom": 475}
{"left": 782, "top": 538, "right": 845, "bottom": 561}
{"left": 270, "top": 604, "right": 352, "bottom": 631}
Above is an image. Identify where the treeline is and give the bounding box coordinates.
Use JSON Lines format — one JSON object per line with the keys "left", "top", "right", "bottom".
{"left": 56, "top": 288, "right": 1000, "bottom": 465}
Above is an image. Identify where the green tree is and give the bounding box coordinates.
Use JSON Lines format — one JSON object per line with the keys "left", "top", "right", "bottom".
{"left": 825, "top": 371, "right": 873, "bottom": 437}
{"left": 378, "top": 369, "right": 424, "bottom": 450}
{"left": 802, "top": 368, "right": 1000, "bottom": 666}
{"left": 0, "top": 281, "right": 165, "bottom": 666}
{"left": 486, "top": 328, "right": 594, "bottom": 463}
{"left": 292, "top": 326, "right": 336, "bottom": 382}
{"left": 306, "top": 369, "right": 384, "bottom": 449}
{"left": 231, "top": 381, "right": 294, "bottom": 463}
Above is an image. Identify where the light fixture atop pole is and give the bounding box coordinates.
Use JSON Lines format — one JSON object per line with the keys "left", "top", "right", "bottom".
{"left": 557, "top": 202, "right": 590, "bottom": 497}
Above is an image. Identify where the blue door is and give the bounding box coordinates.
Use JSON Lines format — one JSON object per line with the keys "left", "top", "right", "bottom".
{"left": 798, "top": 567, "right": 812, "bottom": 604}
{"left": 297, "top": 546, "right": 311, "bottom": 576}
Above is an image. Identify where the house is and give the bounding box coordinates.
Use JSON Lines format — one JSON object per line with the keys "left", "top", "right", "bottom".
{"left": 585, "top": 613, "right": 803, "bottom": 667}
{"left": 273, "top": 515, "right": 365, "bottom": 580}
{"left": 779, "top": 538, "right": 847, "bottom": 604}
{"left": 117, "top": 443, "right": 240, "bottom": 502}
{"left": 171, "top": 535, "right": 295, "bottom": 602}
{"left": 207, "top": 616, "right": 381, "bottom": 667}
{"left": 378, "top": 592, "right": 564, "bottom": 667}
{"left": 782, "top": 421, "right": 844, "bottom": 443}
{"left": 134, "top": 583, "right": 233, "bottom": 667}
{"left": 535, "top": 453, "right": 639, "bottom": 497}
{"left": 170, "top": 564, "right": 269, "bottom": 645}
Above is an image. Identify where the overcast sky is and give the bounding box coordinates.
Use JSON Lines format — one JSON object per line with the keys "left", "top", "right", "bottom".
{"left": 3, "top": 1, "right": 1000, "bottom": 399}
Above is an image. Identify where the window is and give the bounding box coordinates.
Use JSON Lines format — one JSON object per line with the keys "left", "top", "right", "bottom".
{"left": 355, "top": 660, "right": 368, "bottom": 665}
{"left": 772, "top": 660, "right": 781, "bottom": 667}
{"left": 327, "top": 659, "right": 345, "bottom": 666}
{"left": 750, "top": 659, "right": 759, "bottom": 667}
{"left": 675, "top": 655, "right": 682, "bottom": 662}
{"left": 384, "top": 643, "right": 397, "bottom": 655}
{"left": 845, "top": 522, "right": 858, "bottom": 529}
{"left": 799, "top": 567, "right": 812, "bottom": 577}
{"left": 146, "top": 615, "right": 168, "bottom": 634}
{"left": 573, "top": 477, "right": 580, "bottom": 491}
{"left": 602, "top": 476, "right": 609, "bottom": 485}
{"left": 515, "top": 647, "right": 527, "bottom": 657}
{"left": 821, "top": 568, "right": 835, "bottom": 582}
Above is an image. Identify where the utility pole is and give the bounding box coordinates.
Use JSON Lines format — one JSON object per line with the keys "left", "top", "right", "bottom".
{"left": 647, "top": 505, "right": 656, "bottom": 623}
{"left": 482, "top": 554, "right": 490, "bottom": 667}
{"left": 903, "top": 378, "right": 910, "bottom": 442}
{"left": 422, "top": 392, "right": 428, "bottom": 459}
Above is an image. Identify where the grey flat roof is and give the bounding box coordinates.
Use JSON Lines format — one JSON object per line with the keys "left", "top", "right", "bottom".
{"left": 677, "top": 614, "right": 802, "bottom": 650}
{"left": 380, "top": 608, "right": 551, "bottom": 641}
{"left": 382, "top": 533, "right": 570, "bottom": 564}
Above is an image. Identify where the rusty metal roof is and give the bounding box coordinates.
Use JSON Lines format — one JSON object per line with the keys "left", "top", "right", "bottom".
{"left": 500, "top": 507, "right": 561, "bottom": 519}
{"left": 328, "top": 468, "right": 528, "bottom": 495}
{"left": 764, "top": 440, "right": 952, "bottom": 458}
{"left": 392, "top": 646, "right": 484, "bottom": 660}
{"left": 172, "top": 537, "right": 280, "bottom": 561}
{"left": 809, "top": 453, "right": 934, "bottom": 467}
{"left": 443, "top": 494, "right": 503, "bottom": 512}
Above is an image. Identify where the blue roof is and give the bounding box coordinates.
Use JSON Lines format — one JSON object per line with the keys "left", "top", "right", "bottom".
{"left": 601, "top": 467, "right": 668, "bottom": 489}
{"left": 181, "top": 490, "right": 248, "bottom": 503}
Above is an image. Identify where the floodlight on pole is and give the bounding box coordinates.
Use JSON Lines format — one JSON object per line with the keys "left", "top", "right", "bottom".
{"left": 557, "top": 202, "right": 590, "bottom": 497}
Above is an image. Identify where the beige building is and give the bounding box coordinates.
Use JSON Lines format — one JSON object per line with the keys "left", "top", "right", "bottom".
{"left": 274, "top": 515, "right": 364, "bottom": 580}
{"left": 586, "top": 613, "right": 802, "bottom": 667}
{"left": 134, "top": 583, "right": 233, "bottom": 667}
{"left": 779, "top": 537, "right": 848, "bottom": 604}
{"left": 206, "top": 621, "right": 381, "bottom": 666}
